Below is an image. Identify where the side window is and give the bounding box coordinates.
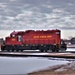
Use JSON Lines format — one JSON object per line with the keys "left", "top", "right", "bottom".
{"left": 56, "top": 32, "right": 60, "bottom": 34}
{"left": 18, "top": 35, "right": 22, "bottom": 42}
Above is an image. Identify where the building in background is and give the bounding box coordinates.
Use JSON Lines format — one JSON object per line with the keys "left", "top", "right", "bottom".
{"left": 0, "top": 38, "right": 4, "bottom": 46}
{"left": 70, "top": 37, "right": 75, "bottom": 44}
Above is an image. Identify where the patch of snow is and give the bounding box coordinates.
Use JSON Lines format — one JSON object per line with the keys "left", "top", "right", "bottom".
{"left": 56, "top": 68, "right": 67, "bottom": 72}
{"left": 28, "top": 53, "right": 49, "bottom": 55}
{"left": 0, "top": 57, "right": 69, "bottom": 74}
{"left": 66, "top": 48, "right": 75, "bottom": 52}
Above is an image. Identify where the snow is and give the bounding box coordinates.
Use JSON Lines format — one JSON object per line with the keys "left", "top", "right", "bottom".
{"left": 0, "top": 57, "right": 69, "bottom": 74}
{"left": 27, "top": 53, "right": 49, "bottom": 55}
{"left": 66, "top": 48, "right": 75, "bottom": 52}
{"left": 0, "top": 48, "right": 74, "bottom": 74}
{"left": 55, "top": 68, "right": 67, "bottom": 72}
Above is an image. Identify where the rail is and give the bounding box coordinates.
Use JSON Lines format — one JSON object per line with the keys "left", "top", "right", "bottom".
{"left": 0, "top": 52, "right": 75, "bottom": 59}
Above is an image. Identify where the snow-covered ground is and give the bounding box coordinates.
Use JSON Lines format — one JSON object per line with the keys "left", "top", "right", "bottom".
{"left": 0, "top": 57, "right": 69, "bottom": 75}
{"left": 66, "top": 48, "right": 75, "bottom": 52}
{"left": 0, "top": 48, "right": 74, "bottom": 75}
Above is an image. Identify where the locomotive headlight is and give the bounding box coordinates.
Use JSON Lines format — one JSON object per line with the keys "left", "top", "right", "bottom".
{"left": 12, "top": 35, "right": 15, "bottom": 38}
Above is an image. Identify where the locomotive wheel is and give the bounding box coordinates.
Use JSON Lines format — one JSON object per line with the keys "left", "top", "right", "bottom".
{"left": 11, "top": 48, "right": 14, "bottom": 52}
{"left": 40, "top": 49, "right": 44, "bottom": 52}
{"left": 44, "top": 49, "right": 47, "bottom": 52}
{"left": 52, "top": 47, "right": 56, "bottom": 52}
{"left": 52, "top": 45, "right": 59, "bottom": 52}
{"left": 56, "top": 49, "right": 59, "bottom": 52}
{"left": 18, "top": 50, "right": 23, "bottom": 52}
{"left": 52, "top": 49, "right": 55, "bottom": 52}
{"left": 18, "top": 50, "right": 21, "bottom": 52}
{"left": 8, "top": 49, "right": 11, "bottom": 52}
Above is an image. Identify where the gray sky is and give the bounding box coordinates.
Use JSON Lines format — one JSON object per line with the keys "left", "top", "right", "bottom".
{"left": 0, "top": 0, "right": 75, "bottom": 30}
{"left": 0, "top": 0, "right": 75, "bottom": 38}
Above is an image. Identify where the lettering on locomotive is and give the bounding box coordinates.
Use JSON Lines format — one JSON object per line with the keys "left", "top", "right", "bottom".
{"left": 11, "top": 38, "right": 16, "bottom": 41}
{"left": 33, "top": 36, "right": 52, "bottom": 39}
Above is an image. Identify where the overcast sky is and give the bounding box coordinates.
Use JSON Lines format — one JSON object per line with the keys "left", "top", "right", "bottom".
{"left": 0, "top": 0, "right": 75, "bottom": 38}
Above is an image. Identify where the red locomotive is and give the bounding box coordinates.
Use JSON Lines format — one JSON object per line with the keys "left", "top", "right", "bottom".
{"left": 1, "top": 29, "right": 67, "bottom": 52}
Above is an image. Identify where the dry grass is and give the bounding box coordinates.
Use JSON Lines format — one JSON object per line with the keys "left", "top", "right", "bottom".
{"left": 29, "top": 70, "right": 75, "bottom": 75}
{"left": 28, "top": 63, "right": 75, "bottom": 75}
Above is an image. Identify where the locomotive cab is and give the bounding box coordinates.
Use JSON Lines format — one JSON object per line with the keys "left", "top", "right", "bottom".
{"left": 1, "top": 31, "right": 24, "bottom": 51}
{"left": 11, "top": 32, "right": 22, "bottom": 42}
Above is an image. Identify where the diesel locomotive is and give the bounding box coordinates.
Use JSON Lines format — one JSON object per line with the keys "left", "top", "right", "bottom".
{"left": 1, "top": 29, "right": 67, "bottom": 52}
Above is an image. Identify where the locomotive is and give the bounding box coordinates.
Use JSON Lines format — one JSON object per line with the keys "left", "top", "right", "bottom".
{"left": 1, "top": 29, "right": 67, "bottom": 52}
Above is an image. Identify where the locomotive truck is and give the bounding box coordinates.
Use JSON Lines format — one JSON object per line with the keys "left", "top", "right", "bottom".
{"left": 1, "top": 29, "right": 67, "bottom": 52}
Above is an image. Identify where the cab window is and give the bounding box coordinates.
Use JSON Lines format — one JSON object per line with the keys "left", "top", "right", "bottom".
{"left": 18, "top": 35, "right": 22, "bottom": 42}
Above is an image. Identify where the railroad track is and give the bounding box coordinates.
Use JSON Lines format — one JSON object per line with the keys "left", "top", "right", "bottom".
{"left": 0, "top": 51, "right": 75, "bottom": 59}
